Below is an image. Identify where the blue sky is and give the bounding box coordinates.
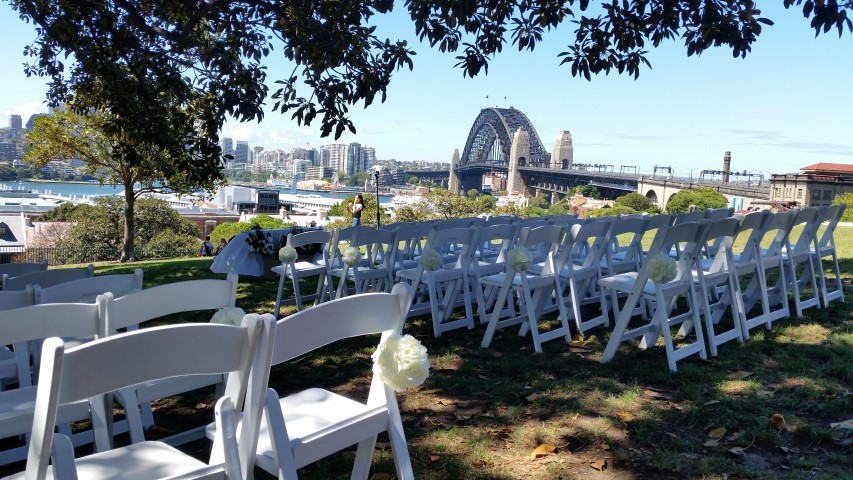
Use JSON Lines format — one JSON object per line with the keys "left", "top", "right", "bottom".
{"left": 2, "top": 2, "right": 851, "bottom": 177}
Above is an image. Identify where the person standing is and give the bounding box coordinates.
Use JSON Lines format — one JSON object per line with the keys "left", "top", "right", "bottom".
{"left": 351, "top": 194, "right": 364, "bottom": 227}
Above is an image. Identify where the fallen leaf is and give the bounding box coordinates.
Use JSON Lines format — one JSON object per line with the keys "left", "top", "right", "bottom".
{"left": 704, "top": 400, "right": 721, "bottom": 406}
{"left": 727, "top": 370, "right": 753, "bottom": 379}
{"left": 589, "top": 459, "right": 608, "bottom": 471}
{"left": 643, "top": 389, "right": 672, "bottom": 400}
{"left": 770, "top": 413, "right": 787, "bottom": 431}
{"left": 726, "top": 431, "right": 743, "bottom": 442}
{"left": 757, "top": 390, "right": 775, "bottom": 399}
{"left": 830, "top": 419, "right": 853, "bottom": 430}
{"left": 195, "top": 403, "right": 207, "bottom": 410}
{"left": 703, "top": 439, "right": 719, "bottom": 447}
{"left": 617, "top": 412, "right": 634, "bottom": 422}
{"left": 530, "top": 444, "right": 557, "bottom": 460}
{"left": 708, "top": 427, "right": 727, "bottom": 440}
{"left": 429, "top": 454, "right": 441, "bottom": 462}
{"left": 525, "top": 393, "right": 542, "bottom": 402}
{"left": 729, "top": 446, "right": 746, "bottom": 456}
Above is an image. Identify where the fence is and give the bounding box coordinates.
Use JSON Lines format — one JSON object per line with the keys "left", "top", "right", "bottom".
{"left": 0, "top": 246, "right": 198, "bottom": 265}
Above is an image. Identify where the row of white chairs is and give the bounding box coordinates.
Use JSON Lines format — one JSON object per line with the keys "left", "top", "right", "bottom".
{"left": 0, "top": 273, "right": 235, "bottom": 466}
{"left": 3, "top": 284, "right": 416, "bottom": 480}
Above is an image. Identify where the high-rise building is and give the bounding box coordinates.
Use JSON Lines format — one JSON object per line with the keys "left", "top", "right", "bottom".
{"left": 363, "top": 146, "right": 377, "bottom": 171}
{"left": 347, "top": 142, "right": 362, "bottom": 175}
{"left": 220, "top": 137, "right": 234, "bottom": 158}
{"left": 321, "top": 143, "right": 349, "bottom": 173}
{"left": 8, "top": 115, "right": 22, "bottom": 134}
{"left": 234, "top": 141, "right": 249, "bottom": 165}
{"left": 25, "top": 114, "right": 47, "bottom": 131}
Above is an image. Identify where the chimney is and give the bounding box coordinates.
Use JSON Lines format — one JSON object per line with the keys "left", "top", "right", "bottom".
{"left": 722, "top": 151, "right": 731, "bottom": 184}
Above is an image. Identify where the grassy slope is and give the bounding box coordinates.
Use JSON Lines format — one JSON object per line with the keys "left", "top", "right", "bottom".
{"left": 64, "top": 227, "right": 853, "bottom": 479}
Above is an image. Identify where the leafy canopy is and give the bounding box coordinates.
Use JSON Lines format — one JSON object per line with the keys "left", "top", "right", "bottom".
{"left": 665, "top": 186, "right": 729, "bottom": 213}
{"left": 10, "top": 0, "right": 851, "bottom": 177}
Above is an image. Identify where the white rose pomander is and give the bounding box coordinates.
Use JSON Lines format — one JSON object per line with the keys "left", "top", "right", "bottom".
{"left": 646, "top": 254, "right": 677, "bottom": 284}
{"left": 343, "top": 246, "right": 362, "bottom": 266}
{"left": 371, "top": 333, "right": 430, "bottom": 392}
{"left": 419, "top": 248, "right": 442, "bottom": 271}
{"left": 279, "top": 245, "right": 298, "bottom": 264}
{"left": 210, "top": 307, "right": 246, "bottom": 326}
{"left": 507, "top": 247, "right": 532, "bottom": 272}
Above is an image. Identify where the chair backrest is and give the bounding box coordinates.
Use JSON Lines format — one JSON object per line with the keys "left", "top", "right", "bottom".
{"left": 731, "top": 210, "right": 770, "bottom": 263}
{"left": 786, "top": 207, "right": 821, "bottom": 256}
{"left": 475, "top": 222, "right": 519, "bottom": 263}
{"left": 2, "top": 264, "right": 94, "bottom": 291}
{"left": 34, "top": 269, "right": 144, "bottom": 304}
{"left": 0, "top": 287, "right": 35, "bottom": 311}
{"left": 422, "top": 227, "right": 477, "bottom": 270}
{"left": 271, "top": 283, "right": 412, "bottom": 365}
{"left": 514, "top": 224, "right": 566, "bottom": 275}
{"left": 673, "top": 209, "right": 710, "bottom": 225}
{"left": 700, "top": 217, "right": 741, "bottom": 274}
{"left": 757, "top": 211, "right": 796, "bottom": 259}
{"left": 286, "top": 229, "right": 331, "bottom": 261}
{"left": 328, "top": 225, "right": 373, "bottom": 269}
{"left": 392, "top": 222, "right": 437, "bottom": 270}
{"left": 0, "top": 302, "right": 101, "bottom": 390}
{"left": 564, "top": 219, "right": 613, "bottom": 269}
{"left": 98, "top": 273, "right": 239, "bottom": 335}
{"left": 648, "top": 221, "right": 711, "bottom": 281}
{"left": 0, "top": 261, "right": 48, "bottom": 284}
{"left": 816, "top": 203, "right": 846, "bottom": 251}
{"left": 706, "top": 207, "right": 734, "bottom": 222}
{"left": 25, "top": 314, "right": 275, "bottom": 480}
{"left": 351, "top": 227, "right": 399, "bottom": 270}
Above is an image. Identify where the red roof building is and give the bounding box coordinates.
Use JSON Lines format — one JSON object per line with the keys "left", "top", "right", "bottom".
{"left": 769, "top": 163, "right": 853, "bottom": 208}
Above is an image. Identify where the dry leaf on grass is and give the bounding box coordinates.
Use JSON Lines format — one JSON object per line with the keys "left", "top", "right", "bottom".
{"left": 704, "top": 400, "right": 721, "bottom": 406}
{"left": 194, "top": 403, "right": 207, "bottom": 410}
{"left": 708, "top": 426, "right": 727, "bottom": 440}
{"left": 589, "top": 459, "right": 608, "bottom": 471}
{"left": 770, "top": 414, "right": 787, "bottom": 431}
{"left": 529, "top": 444, "right": 557, "bottom": 460}
{"left": 727, "top": 370, "right": 753, "bottom": 379}
{"left": 757, "top": 390, "right": 775, "bottom": 399}
{"left": 368, "top": 473, "right": 394, "bottom": 480}
{"left": 729, "top": 446, "right": 746, "bottom": 456}
{"left": 830, "top": 419, "right": 853, "bottom": 430}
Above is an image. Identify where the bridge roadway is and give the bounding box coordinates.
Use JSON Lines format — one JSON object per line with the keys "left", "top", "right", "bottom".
{"left": 404, "top": 165, "right": 770, "bottom": 208}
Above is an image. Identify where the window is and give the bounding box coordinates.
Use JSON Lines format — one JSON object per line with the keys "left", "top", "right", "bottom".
{"left": 796, "top": 188, "right": 803, "bottom": 199}
{"left": 812, "top": 190, "right": 821, "bottom": 199}
{"left": 823, "top": 190, "right": 833, "bottom": 200}
{"left": 785, "top": 187, "right": 792, "bottom": 198}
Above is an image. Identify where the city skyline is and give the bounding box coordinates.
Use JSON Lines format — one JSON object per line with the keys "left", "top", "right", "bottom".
{"left": 2, "top": 3, "right": 852, "bottom": 178}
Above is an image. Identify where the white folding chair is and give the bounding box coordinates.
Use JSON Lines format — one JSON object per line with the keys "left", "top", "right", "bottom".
{"left": 330, "top": 228, "right": 398, "bottom": 298}
{"left": 97, "top": 274, "right": 239, "bottom": 445}
{"left": 273, "top": 230, "right": 333, "bottom": 315}
{"left": 325, "top": 226, "right": 373, "bottom": 299}
{"left": 11, "top": 315, "right": 274, "bottom": 480}
{"left": 2, "top": 265, "right": 94, "bottom": 291}
{"left": 740, "top": 212, "right": 794, "bottom": 335}
{"left": 34, "top": 269, "right": 144, "bottom": 304}
{"left": 691, "top": 217, "right": 745, "bottom": 357}
{"left": 0, "top": 288, "right": 36, "bottom": 392}
{"left": 391, "top": 222, "right": 437, "bottom": 273}
{"left": 470, "top": 222, "right": 518, "bottom": 323}
{"left": 480, "top": 224, "right": 571, "bottom": 353}
{"left": 207, "top": 284, "right": 416, "bottom": 480}
{"left": 554, "top": 220, "right": 613, "bottom": 338}
{"left": 599, "top": 221, "right": 711, "bottom": 372}
{"left": 0, "top": 303, "right": 101, "bottom": 466}
{"left": 811, "top": 203, "right": 846, "bottom": 307}
{"left": 396, "top": 227, "right": 477, "bottom": 337}
{"left": 783, "top": 207, "right": 822, "bottom": 317}
{"left": 602, "top": 216, "right": 647, "bottom": 277}
{"left": 0, "top": 262, "right": 47, "bottom": 287}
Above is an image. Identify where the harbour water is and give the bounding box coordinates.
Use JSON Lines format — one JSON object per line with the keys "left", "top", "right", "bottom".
{"left": 0, "top": 181, "right": 382, "bottom": 204}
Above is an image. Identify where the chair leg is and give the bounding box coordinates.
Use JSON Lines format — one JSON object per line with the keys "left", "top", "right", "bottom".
{"left": 291, "top": 276, "right": 303, "bottom": 311}
{"left": 351, "top": 435, "right": 378, "bottom": 480}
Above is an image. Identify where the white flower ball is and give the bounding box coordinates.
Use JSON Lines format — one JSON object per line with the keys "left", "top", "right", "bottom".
{"left": 419, "top": 248, "right": 442, "bottom": 271}
{"left": 343, "top": 246, "right": 362, "bottom": 266}
{"left": 507, "top": 247, "right": 532, "bottom": 272}
{"left": 646, "top": 254, "right": 677, "bottom": 284}
{"left": 279, "top": 245, "right": 298, "bottom": 264}
{"left": 210, "top": 307, "right": 246, "bottom": 326}
{"left": 371, "top": 333, "right": 430, "bottom": 392}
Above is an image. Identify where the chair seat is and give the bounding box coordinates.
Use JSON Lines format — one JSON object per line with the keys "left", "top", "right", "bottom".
{"left": 4, "top": 441, "right": 214, "bottom": 480}
{"left": 599, "top": 272, "right": 687, "bottom": 297}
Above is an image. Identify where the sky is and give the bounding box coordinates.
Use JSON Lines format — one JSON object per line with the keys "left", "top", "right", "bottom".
{"left": 2, "top": 2, "right": 852, "bottom": 178}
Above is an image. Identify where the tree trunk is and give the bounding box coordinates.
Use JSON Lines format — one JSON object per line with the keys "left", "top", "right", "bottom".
{"left": 120, "top": 183, "right": 136, "bottom": 262}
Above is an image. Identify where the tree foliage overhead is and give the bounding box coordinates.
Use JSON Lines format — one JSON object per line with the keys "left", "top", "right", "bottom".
{"left": 665, "top": 186, "right": 729, "bottom": 213}
{"left": 10, "top": 0, "right": 851, "bottom": 175}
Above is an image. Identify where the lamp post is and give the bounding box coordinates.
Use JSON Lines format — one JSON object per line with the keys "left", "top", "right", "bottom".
{"left": 374, "top": 169, "right": 381, "bottom": 229}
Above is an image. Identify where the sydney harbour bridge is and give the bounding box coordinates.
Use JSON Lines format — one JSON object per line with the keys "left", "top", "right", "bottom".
{"left": 405, "top": 107, "right": 770, "bottom": 209}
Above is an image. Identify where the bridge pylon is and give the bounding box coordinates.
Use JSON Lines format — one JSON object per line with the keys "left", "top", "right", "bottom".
{"left": 449, "top": 148, "right": 461, "bottom": 194}
{"left": 552, "top": 131, "right": 574, "bottom": 170}
{"left": 507, "top": 127, "right": 529, "bottom": 195}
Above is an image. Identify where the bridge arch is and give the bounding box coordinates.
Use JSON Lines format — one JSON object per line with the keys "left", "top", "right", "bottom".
{"left": 459, "top": 108, "right": 548, "bottom": 168}
{"left": 645, "top": 190, "right": 658, "bottom": 204}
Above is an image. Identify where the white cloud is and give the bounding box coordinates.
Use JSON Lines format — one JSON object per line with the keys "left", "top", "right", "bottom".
{"left": 2, "top": 101, "right": 49, "bottom": 125}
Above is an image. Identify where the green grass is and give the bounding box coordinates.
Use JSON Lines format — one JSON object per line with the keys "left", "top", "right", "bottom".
{"left": 6, "top": 226, "right": 852, "bottom": 479}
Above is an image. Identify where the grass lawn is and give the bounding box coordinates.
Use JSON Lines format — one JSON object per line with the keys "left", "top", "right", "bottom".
{"left": 6, "top": 226, "right": 852, "bottom": 479}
